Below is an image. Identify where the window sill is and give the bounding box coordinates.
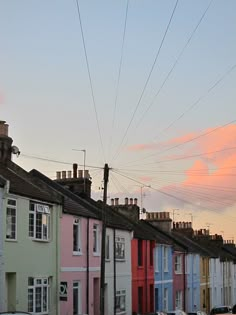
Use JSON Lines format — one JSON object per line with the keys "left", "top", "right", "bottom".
{"left": 31, "top": 238, "right": 50, "bottom": 243}
{"left": 93, "top": 252, "right": 100, "bottom": 257}
{"left": 164, "top": 269, "right": 169, "bottom": 273}
{"left": 5, "top": 238, "right": 17, "bottom": 242}
{"left": 116, "top": 258, "right": 126, "bottom": 262}
{"left": 73, "top": 251, "right": 83, "bottom": 256}
{"left": 116, "top": 311, "right": 126, "bottom": 315}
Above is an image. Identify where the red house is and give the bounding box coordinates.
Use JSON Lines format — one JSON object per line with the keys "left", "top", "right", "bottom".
{"left": 111, "top": 197, "right": 156, "bottom": 315}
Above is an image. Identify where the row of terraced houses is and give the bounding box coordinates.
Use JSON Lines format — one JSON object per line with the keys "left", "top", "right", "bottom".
{"left": 0, "top": 120, "right": 236, "bottom": 315}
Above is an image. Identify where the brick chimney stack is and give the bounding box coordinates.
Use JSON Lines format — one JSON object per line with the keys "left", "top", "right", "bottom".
{"left": 0, "top": 121, "right": 13, "bottom": 164}
{"left": 146, "top": 211, "right": 172, "bottom": 233}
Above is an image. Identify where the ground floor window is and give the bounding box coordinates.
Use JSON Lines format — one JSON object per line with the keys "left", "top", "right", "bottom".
{"left": 116, "top": 289, "right": 126, "bottom": 314}
{"left": 175, "top": 290, "right": 182, "bottom": 310}
{"left": 28, "top": 277, "right": 49, "bottom": 314}
{"left": 73, "top": 281, "right": 81, "bottom": 315}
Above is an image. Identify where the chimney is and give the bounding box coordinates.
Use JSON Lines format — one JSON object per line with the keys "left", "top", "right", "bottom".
{"left": 146, "top": 211, "right": 172, "bottom": 233}
{"left": 0, "top": 121, "right": 13, "bottom": 164}
{"left": 54, "top": 164, "right": 92, "bottom": 198}
{"left": 73, "top": 163, "right": 78, "bottom": 178}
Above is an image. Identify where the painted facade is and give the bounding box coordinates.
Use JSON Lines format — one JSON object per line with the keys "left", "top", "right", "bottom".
{"left": 3, "top": 193, "right": 61, "bottom": 314}
{"left": 0, "top": 178, "right": 5, "bottom": 312}
{"left": 200, "top": 256, "right": 210, "bottom": 313}
{"left": 131, "top": 238, "right": 155, "bottom": 314}
{"left": 60, "top": 214, "right": 101, "bottom": 315}
{"left": 154, "top": 244, "right": 173, "bottom": 312}
{"left": 172, "top": 251, "right": 186, "bottom": 311}
{"left": 105, "top": 227, "right": 132, "bottom": 315}
{"left": 186, "top": 253, "right": 201, "bottom": 312}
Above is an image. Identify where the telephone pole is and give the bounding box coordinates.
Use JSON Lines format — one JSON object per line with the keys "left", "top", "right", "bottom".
{"left": 100, "top": 163, "right": 109, "bottom": 315}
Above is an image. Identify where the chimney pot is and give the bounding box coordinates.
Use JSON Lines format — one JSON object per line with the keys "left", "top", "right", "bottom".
{"left": 78, "top": 170, "right": 83, "bottom": 178}
{"left": 68, "top": 171, "right": 72, "bottom": 178}
{"left": 134, "top": 198, "right": 138, "bottom": 205}
{"left": 56, "top": 171, "right": 61, "bottom": 180}
{"left": 111, "top": 198, "right": 114, "bottom": 206}
{"left": 0, "top": 121, "right": 8, "bottom": 136}
{"left": 125, "top": 197, "right": 129, "bottom": 205}
{"left": 62, "top": 171, "right": 67, "bottom": 179}
{"left": 130, "top": 198, "right": 133, "bottom": 205}
{"left": 115, "top": 198, "right": 119, "bottom": 206}
{"left": 84, "top": 170, "right": 89, "bottom": 178}
{"left": 73, "top": 163, "right": 78, "bottom": 178}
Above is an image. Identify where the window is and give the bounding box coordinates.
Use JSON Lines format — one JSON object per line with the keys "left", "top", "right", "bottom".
{"left": 175, "top": 255, "right": 182, "bottom": 274}
{"left": 105, "top": 234, "right": 110, "bottom": 260}
{"left": 93, "top": 224, "right": 99, "bottom": 254}
{"left": 138, "top": 239, "right": 143, "bottom": 266}
{"left": 164, "top": 288, "right": 168, "bottom": 311}
{"left": 29, "top": 202, "right": 50, "bottom": 241}
{"left": 155, "top": 248, "right": 159, "bottom": 272}
{"left": 28, "top": 277, "right": 49, "bottom": 314}
{"left": 115, "top": 236, "right": 125, "bottom": 260}
{"left": 175, "top": 290, "right": 182, "bottom": 310}
{"left": 116, "top": 289, "right": 126, "bottom": 314}
{"left": 73, "top": 218, "right": 81, "bottom": 254}
{"left": 163, "top": 246, "right": 168, "bottom": 272}
{"left": 73, "top": 281, "right": 81, "bottom": 315}
{"left": 6, "top": 199, "right": 17, "bottom": 240}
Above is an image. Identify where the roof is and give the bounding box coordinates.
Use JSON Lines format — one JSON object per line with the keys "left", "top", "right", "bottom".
{"left": 0, "top": 175, "right": 6, "bottom": 187}
{"left": 30, "top": 169, "right": 99, "bottom": 219}
{"left": 0, "top": 161, "right": 61, "bottom": 203}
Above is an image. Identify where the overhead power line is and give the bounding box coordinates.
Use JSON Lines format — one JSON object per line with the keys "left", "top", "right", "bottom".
{"left": 112, "top": 0, "right": 179, "bottom": 162}
{"left": 109, "top": 0, "right": 130, "bottom": 160}
{"left": 75, "top": 0, "right": 106, "bottom": 162}
{"left": 135, "top": 0, "right": 214, "bottom": 128}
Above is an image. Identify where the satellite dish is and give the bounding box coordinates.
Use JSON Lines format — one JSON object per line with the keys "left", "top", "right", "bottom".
{"left": 11, "top": 145, "right": 20, "bottom": 156}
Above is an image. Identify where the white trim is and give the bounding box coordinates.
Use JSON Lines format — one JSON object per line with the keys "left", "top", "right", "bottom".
{"left": 155, "top": 279, "right": 173, "bottom": 284}
{"left": 61, "top": 266, "right": 100, "bottom": 272}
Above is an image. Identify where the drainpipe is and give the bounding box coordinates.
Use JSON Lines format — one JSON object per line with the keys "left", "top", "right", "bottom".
{"left": 145, "top": 240, "right": 148, "bottom": 313}
{"left": 86, "top": 217, "right": 90, "bottom": 315}
{"left": 183, "top": 252, "right": 186, "bottom": 311}
{"left": 113, "top": 229, "right": 116, "bottom": 315}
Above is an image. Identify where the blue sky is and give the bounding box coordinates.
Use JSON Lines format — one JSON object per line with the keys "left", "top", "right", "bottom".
{"left": 0, "top": 0, "right": 236, "bottom": 239}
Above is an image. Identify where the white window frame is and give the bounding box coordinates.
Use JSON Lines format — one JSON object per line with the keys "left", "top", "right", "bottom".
{"left": 115, "top": 236, "right": 125, "bottom": 261}
{"left": 29, "top": 202, "right": 51, "bottom": 242}
{"left": 73, "top": 281, "right": 81, "bottom": 315}
{"left": 28, "top": 277, "right": 50, "bottom": 314}
{"left": 175, "top": 255, "right": 182, "bottom": 274}
{"left": 163, "top": 246, "right": 168, "bottom": 272}
{"left": 175, "top": 290, "right": 182, "bottom": 310}
{"left": 116, "top": 289, "right": 126, "bottom": 314}
{"left": 155, "top": 247, "right": 159, "bottom": 272}
{"left": 93, "top": 224, "right": 100, "bottom": 255}
{"left": 6, "top": 198, "right": 17, "bottom": 241}
{"left": 164, "top": 288, "right": 168, "bottom": 312}
{"left": 73, "top": 218, "right": 82, "bottom": 255}
{"left": 105, "top": 234, "right": 110, "bottom": 261}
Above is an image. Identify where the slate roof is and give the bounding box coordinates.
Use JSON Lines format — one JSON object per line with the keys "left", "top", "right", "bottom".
{"left": 0, "top": 161, "right": 61, "bottom": 203}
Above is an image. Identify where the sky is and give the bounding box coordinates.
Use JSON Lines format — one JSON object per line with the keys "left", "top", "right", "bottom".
{"left": 0, "top": 0, "right": 236, "bottom": 240}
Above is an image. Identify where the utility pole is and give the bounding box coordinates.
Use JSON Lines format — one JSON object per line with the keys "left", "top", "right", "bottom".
{"left": 100, "top": 163, "right": 109, "bottom": 315}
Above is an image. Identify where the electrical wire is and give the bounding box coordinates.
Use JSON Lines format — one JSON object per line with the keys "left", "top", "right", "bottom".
{"left": 75, "top": 0, "right": 106, "bottom": 162}
{"left": 111, "top": 0, "right": 179, "bottom": 163}
{"left": 135, "top": 0, "right": 214, "bottom": 128}
{"left": 109, "top": 0, "right": 130, "bottom": 160}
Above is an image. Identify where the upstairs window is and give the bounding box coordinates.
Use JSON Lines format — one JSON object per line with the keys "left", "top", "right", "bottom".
{"left": 73, "top": 218, "right": 81, "bottom": 254}
{"left": 105, "top": 234, "right": 110, "bottom": 260}
{"left": 163, "top": 246, "right": 168, "bottom": 272}
{"left": 6, "top": 199, "right": 17, "bottom": 240}
{"left": 115, "top": 236, "right": 125, "bottom": 260}
{"left": 138, "top": 239, "right": 143, "bottom": 266}
{"left": 29, "top": 202, "right": 50, "bottom": 241}
{"left": 175, "top": 255, "right": 182, "bottom": 274}
{"left": 93, "top": 224, "right": 100, "bottom": 254}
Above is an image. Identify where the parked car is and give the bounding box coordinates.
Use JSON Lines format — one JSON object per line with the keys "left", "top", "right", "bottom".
{"left": 0, "top": 313, "right": 31, "bottom": 315}
{"left": 210, "top": 306, "right": 232, "bottom": 315}
{"left": 167, "top": 310, "right": 188, "bottom": 315}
